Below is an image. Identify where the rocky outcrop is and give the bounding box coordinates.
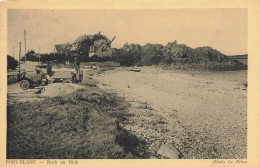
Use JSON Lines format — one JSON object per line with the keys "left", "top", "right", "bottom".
{"left": 157, "top": 143, "right": 182, "bottom": 159}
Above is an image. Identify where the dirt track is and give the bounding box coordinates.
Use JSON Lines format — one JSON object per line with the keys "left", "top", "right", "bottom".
{"left": 96, "top": 67, "right": 247, "bottom": 159}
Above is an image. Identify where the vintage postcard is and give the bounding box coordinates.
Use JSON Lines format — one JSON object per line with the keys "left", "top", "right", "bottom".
{"left": 0, "top": 0, "right": 259, "bottom": 167}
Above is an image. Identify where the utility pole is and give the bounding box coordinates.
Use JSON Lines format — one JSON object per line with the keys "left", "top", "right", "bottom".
{"left": 12, "top": 46, "right": 14, "bottom": 58}
{"left": 24, "top": 29, "right": 27, "bottom": 63}
{"left": 19, "top": 42, "right": 22, "bottom": 79}
{"left": 38, "top": 46, "right": 40, "bottom": 65}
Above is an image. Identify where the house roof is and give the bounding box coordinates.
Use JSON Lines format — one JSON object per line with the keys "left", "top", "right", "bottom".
{"left": 74, "top": 33, "right": 111, "bottom": 43}
{"left": 74, "top": 35, "right": 95, "bottom": 43}
{"left": 55, "top": 43, "right": 70, "bottom": 52}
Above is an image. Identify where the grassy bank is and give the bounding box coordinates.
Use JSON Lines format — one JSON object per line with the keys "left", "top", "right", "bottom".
{"left": 7, "top": 76, "right": 148, "bottom": 159}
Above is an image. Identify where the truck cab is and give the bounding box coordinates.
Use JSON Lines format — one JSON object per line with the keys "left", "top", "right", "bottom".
{"left": 20, "top": 68, "right": 49, "bottom": 90}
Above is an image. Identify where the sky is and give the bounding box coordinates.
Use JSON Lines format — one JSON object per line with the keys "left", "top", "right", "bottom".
{"left": 8, "top": 9, "right": 247, "bottom": 60}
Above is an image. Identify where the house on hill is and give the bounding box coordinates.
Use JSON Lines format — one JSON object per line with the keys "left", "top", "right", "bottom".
{"left": 74, "top": 32, "right": 114, "bottom": 58}
{"left": 54, "top": 32, "right": 115, "bottom": 58}
{"left": 89, "top": 38, "right": 113, "bottom": 58}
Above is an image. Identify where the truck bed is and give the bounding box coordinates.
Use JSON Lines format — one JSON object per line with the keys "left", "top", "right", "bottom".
{"left": 52, "top": 71, "right": 72, "bottom": 79}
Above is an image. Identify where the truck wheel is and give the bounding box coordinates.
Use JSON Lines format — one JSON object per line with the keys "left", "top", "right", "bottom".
{"left": 20, "top": 80, "right": 30, "bottom": 90}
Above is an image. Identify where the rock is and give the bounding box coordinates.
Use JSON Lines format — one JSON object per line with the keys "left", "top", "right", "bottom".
{"left": 150, "top": 141, "right": 161, "bottom": 154}
{"left": 157, "top": 143, "right": 181, "bottom": 159}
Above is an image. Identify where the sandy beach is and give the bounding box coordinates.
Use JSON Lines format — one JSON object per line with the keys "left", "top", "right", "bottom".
{"left": 95, "top": 67, "right": 247, "bottom": 159}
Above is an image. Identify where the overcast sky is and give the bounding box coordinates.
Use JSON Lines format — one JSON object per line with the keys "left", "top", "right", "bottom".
{"left": 8, "top": 9, "right": 247, "bottom": 60}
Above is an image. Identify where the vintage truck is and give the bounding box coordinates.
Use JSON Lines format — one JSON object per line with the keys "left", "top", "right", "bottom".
{"left": 19, "top": 63, "right": 83, "bottom": 90}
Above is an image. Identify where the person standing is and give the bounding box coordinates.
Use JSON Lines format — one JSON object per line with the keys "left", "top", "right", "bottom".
{"left": 46, "top": 61, "right": 52, "bottom": 76}
{"left": 74, "top": 57, "right": 80, "bottom": 73}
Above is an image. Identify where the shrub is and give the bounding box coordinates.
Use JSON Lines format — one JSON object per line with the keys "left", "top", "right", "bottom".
{"left": 113, "top": 41, "right": 247, "bottom": 71}
{"left": 7, "top": 55, "right": 18, "bottom": 70}
{"left": 115, "top": 50, "right": 141, "bottom": 66}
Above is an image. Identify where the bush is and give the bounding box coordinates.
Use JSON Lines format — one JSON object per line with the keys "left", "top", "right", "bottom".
{"left": 115, "top": 50, "right": 141, "bottom": 66}
{"left": 7, "top": 55, "right": 18, "bottom": 70}
{"left": 113, "top": 41, "right": 247, "bottom": 71}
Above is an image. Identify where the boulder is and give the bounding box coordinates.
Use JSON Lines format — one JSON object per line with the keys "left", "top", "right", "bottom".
{"left": 157, "top": 143, "right": 181, "bottom": 159}
{"left": 150, "top": 141, "right": 161, "bottom": 154}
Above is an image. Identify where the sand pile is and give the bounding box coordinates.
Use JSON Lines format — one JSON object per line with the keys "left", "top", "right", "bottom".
{"left": 40, "top": 83, "right": 84, "bottom": 97}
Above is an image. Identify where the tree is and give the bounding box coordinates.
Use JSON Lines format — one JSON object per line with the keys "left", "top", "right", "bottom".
{"left": 21, "top": 50, "right": 38, "bottom": 62}
{"left": 7, "top": 55, "right": 18, "bottom": 70}
{"left": 76, "top": 39, "right": 92, "bottom": 62}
